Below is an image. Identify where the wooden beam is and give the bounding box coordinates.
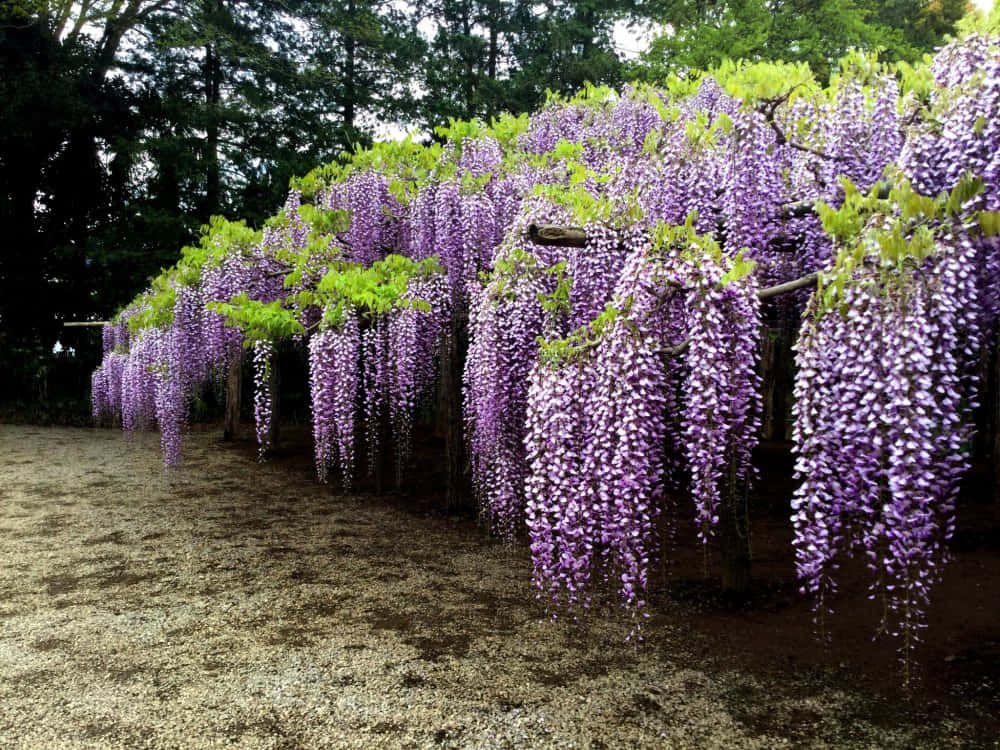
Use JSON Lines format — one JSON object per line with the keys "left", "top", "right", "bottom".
{"left": 658, "top": 271, "right": 820, "bottom": 360}
{"left": 63, "top": 321, "right": 109, "bottom": 327}
{"left": 526, "top": 185, "right": 894, "bottom": 249}
{"left": 758, "top": 271, "right": 818, "bottom": 300}
{"left": 527, "top": 223, "right": 588, "bottom": 248}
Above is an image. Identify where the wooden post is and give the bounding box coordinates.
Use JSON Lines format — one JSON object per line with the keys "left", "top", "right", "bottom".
{"left": 719, "top": 507, "right": 751, "bottom": 595}
{"left": 268, "top": 349, "right": 280, "bottom": 448}
{"left": 719, "top": 451, "right": 751, "bottom": 595}
{"left": 374, "top": 411, "right": 388, "bottom": 496}
{"left": 223, "top": 351, "right": 242, "bottom": 441}
{"left": 443, "top": 313, "right": 468, "bottom": 511}
{"left": 761, "top": 325, "right": 794, "bottom": 441}
{"left": 761, "top": 327, "right": 779, "bottom": 441}
{"left": 993, "top": 330, "right": 1000, "bottom": 504}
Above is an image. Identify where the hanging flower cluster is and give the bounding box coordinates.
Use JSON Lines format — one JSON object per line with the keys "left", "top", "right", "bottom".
{"left": 792, "top": 185, "right": 989, "bottom": 680}
{"left": 120, "top": 325, "right": 158, "bottom": 435}
{"left": 682, "top": 251, "right": 761, "bottom": 541}
{"left": 361, "top": 323, "right": 387, "bottom": 476}
{"left": 91, "top": 352, "right": 126, "bottom": 423}
{"left": 308, "top": 315, "right": 360, "bottom": 487}
{"left": 323, "top": 172, "right": 403, "bottom": 266}
{"left": 900, "top": 34, "right": 1000, "bottom": 330}
{"left": 150, "top": 328, "right": 185, "bottom": 467}
{"left": 523, "top": 225, "right": 759, "bottom": 624}
{"left": 251, "top": 339, "right": 274, "bottom": 461}
{"left": 465, "top": 243, "right": 555, "bottom": 540}
{"left": 202, "top": 253, "right": 251, "bottom": 370}
{"left": 92, "top": 280, "right": 222, "bottom": 466}
{"left": 384, "top": 275, "right": 451, "bottom": 479}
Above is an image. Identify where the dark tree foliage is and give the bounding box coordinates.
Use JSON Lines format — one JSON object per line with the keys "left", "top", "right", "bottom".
{"left": 0, "top": 0, "right": 375, "bottom": 407}
{"left": 0, "top": 10, "right": 148, "bottom": 402}
{"left": 634, "top": 0, "right": 970, "bottom": 82}
{"left": 123, "top": 0, "right": 347, "bottom": 226}
{"left": 300, "top": 0, "right": 424, "bottom": 144}
{"left": 506, "top": 0, "right": 626, "bottom": 102}
{"left": 418, "top": 0, "right": 634, "bottom": 127}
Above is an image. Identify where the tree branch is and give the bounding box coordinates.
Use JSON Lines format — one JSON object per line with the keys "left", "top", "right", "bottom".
{"left": 265, "top": 264, "right": 294, "bottom": 278}
{"left": 758, "top": 271, "right": 818, "bottom": 300}
{"left": 758, "top": 93, "right": 847, "bottom": 163}
{"left": 662, "top": 339, "right": 688, "bottom": 357}
{"left": 529, "top": 208, "right": 815, "bottom": 248}
{"left": 657, "top": 271, "right": 819, "bottom": 360}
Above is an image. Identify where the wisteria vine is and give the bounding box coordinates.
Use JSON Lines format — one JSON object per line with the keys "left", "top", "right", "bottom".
{"left": 88, "top": 33, "right": 1000, "bottom": 682}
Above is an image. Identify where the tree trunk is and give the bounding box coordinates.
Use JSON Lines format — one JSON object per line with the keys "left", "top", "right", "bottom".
{"left": 202, "top": 23, "right": 222, "bottom": 221}
{"left": 343, "top": 0, "right": 357, "bottom": 130}
{"left": 461, "top": 0, "right": 475, "bottom": 118}
{"left": 1, "top": 149, "right": 42, "bottom": 352}
{"left": 92, "top": 9, "right": 132, "bottom": 81}
{"left": 223, "top": 351, "right": 242, "bottom": 441}
{"left": 487, "top": 13, "right": 499, "bottom": 81}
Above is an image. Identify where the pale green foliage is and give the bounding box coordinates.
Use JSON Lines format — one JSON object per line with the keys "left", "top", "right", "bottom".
{"left": 814, "top": 173, "right": 994, "bottom": 316}
{"left": 116, "top": 41, "right": 996, "bottom": 356}
{"left": 537, "top": 303, "right": 627, "bottom": 367}
{"left": 293, "top": 137, "right": 445, "bottom": 202}
{"left": 956, "top": 1, "right": 1000, "bottom": 35}
{"left": 482, "top": 248, "right": 570, "bottom": 313}
{"left": 123, "top": 217, "right": 262, "bottom": 334}
{"left": 207, "top": 255, "right": 442, "bottom": 343}
{"left": 313, "top": 255, "right": 442, "bottom": 328}
{"left": 207, "top": 295, "right": 306, "bottom": 344}
{"left": 713, "top": 59, "right": 819, "bottom": 105}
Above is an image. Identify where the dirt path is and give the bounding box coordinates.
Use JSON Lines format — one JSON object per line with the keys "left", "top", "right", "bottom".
{"left": 0, "top": 425, "right": 993, "bottom": 749}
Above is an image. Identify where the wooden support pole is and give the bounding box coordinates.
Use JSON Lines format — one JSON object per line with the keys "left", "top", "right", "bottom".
{"left": 268, "top": 350, "right": 281, "bottom": 449}
{"left": 719, "top": 512, "right": 751, "bottom": 594}
{"left": 760, "top": 326, "right": 796, "bottom": 441}
{"left": 758, "top": 271, "right": 819, "bottom": 299}
{"left": 993, "top": 330, "right": 1000, "bottom": 504}
{"left": 223, "top": 351, "right": 242, "bottom": 442}
{"left": 527, "top": 223, "right": 588, "bottom": 248}
{"left": 374, "top": 410, "right": 388, "bottom": 496}
{"left": 443, "top": 312, "right": 468, "bottom": 511}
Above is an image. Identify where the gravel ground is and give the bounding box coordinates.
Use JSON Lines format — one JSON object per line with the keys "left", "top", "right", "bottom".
{"left": 0, "top": 424, "right": 993, "bottom": 749}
